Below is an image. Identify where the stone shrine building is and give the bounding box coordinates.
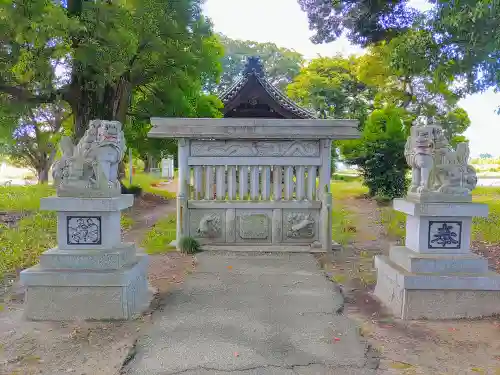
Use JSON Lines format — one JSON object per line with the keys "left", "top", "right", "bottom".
{"left": 149, "top": 57, "right": 360, "bottom": 251}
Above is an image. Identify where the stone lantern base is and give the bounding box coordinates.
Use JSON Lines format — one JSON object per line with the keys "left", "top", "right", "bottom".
{"left": 374, "top": 199, "right": 500, "bottom": 319}
{"left": 20, "top": 195, "right": 151, "bottom": 320}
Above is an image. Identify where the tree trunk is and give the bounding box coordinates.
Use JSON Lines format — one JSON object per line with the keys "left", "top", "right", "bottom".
{"left": 69, "top": 77, "right": 132, "bottom": 141}
{"left": 143, "top": 156, "right": 151, "bottom": 173}
{"left": 37, "top": 164, "right": 50, "bottom": 184}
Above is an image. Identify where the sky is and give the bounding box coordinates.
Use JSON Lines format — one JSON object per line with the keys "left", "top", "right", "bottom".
{"left": 202, "top": 0, "right": 500, "bottom": 157}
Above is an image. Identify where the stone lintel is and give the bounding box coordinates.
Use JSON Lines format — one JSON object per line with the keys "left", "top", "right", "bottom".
{"left": 389, "top": 246, "right": 488, "bottom": 274}
{"left": 21, "top": 254, "right": 148, "bottom": 287}
{"left": 393, "top": 199, "right": 488, "bottom": 218}
{"left": 149, "top": 118, "right": 360, "bottom": 140}
{"left": 40, "top": 194, "right": 134, "bottom": 212}
{"left": 187, "top": 200, "right": 322, "bottom": 210}
{"left": 374, "top": 255, "right": 500, "bottom": 291}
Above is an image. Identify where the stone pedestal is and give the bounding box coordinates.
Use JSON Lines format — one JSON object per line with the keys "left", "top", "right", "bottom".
{"left": 20, "top": 195, "right": 150, "bottom": 320}
{"left": 374, "top": 198, "right": 500, "bottom": 319}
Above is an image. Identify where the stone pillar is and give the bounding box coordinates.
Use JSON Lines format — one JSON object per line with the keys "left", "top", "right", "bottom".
{"left": 319, "top": 139, "right": 332, "bottom": 250}
{"left": 161, "top": 157, "right": 174, "bottom": 179}
{"left": 174, "top": 139, "right": 189, "bottom": 247}
{"left": 374, "top": 198, "right": 500, "bottom": 319}
{"left": 20, "top": 195, "right": 150, "bottom": 320}
{"left": 320, "top": 192, "right": 333, "bottom": 251}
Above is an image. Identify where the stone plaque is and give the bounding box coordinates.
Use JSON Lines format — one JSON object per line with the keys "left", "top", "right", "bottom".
{"left": 67, "top": 216, "right": 102, "bottom": 245}
{"left": 428, "top": 221, "right": 462, "bottom": 249}
{"left": 238, "top": 214, "right": 269, "bottom": 240}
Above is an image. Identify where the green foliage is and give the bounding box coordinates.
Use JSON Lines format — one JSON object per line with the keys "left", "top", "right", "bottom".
{"left": 297, "top": 0, "right": 500, "bottom": 94}
{"left": 297, "top": 0, "right": 419, "bottom": 46}
{"left": 4, "top": 102, "right": 72, "bottom": 182}
{"left": 141, "top": 214, "right": 177, "bottom": 254}
{"left": 348, "top": 107, "right": 409, "bottom": 199}
{"left": 123, "top": 184, "right": 143, "bottom": 197}
{"left": 287, "top": 56, "right": 374, "bottom": 122}
{"left": 0, "top": 0, "right": 223, "bottom": 142}
{"left": 178, "top": 236, "right": 202, "bottom": 255}
{"left": 214, "top": 35, "right": 304, "bottom": 92}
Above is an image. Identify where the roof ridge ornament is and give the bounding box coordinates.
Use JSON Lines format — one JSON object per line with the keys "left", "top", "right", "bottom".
{"left": 243, "top": 56, "right": 265, "bottom": 77}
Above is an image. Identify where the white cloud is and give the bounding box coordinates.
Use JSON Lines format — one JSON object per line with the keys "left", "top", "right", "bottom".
{"left": 203, "top": 0, "right": 500, "bottom": 156}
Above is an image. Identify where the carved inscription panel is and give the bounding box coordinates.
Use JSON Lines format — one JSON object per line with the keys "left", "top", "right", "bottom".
{"left": 190, "top": 140, "right": 320, "bottom": 157}
{"left": 236, "top": 210, "right": 271, "bottom": 243}
{"left": 67, "top": 216, "right": 102, "bottom": 245}
{"left": 428, "top": 221, "right": 462, "bottom": 249}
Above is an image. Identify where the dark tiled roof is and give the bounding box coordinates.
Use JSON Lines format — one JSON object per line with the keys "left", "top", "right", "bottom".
{"left": 218, "top": 57, "right": 316, "bottom": 119}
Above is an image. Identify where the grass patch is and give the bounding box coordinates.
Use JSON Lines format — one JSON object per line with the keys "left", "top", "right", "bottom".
{"left": 379, "top": 207, "right": 406, "bottom": 242}
{"left": 332, "top": 205, "right": 356, "bottom": 245}
{"left": 0, "top": 212, "right": 57, "bottom": 280}
{"left": 141, "top": 214, "right": 177, "bottom": 254}
{"left": 0, "top": 184, "right": 54, "bottom": 212}
{"left": 472, "top": 193, "right": 500, "bottom": 243}
{"left": 121, "top": 214, "right": 135, "bottom": 231}
{"left": 125, "top": 172, "right": 176, "bottom": 199}
{"left": 331, "top": 180, "right": 368, "bottom": 200}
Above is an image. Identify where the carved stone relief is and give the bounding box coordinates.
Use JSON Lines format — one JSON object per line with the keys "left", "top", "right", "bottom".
{"left": 190, "top": 140, "right": 320, "bottom": 157}
{"left": 284, "top": 212, "right": 316, "bottom": 239}
{"left": 281, "top": 210, "right": 319, "bottom": 243}
{"left": 196, "top": 213, "right": 221, "bottom": 238}
{"left": 189, "top": 210, "right": 225, "bottom": 240}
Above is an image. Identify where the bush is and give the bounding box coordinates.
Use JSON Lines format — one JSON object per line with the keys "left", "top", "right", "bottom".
{"left": 178, "top": 236, "right": 201, "bottom": 254}
{"left": 346, "top": 107, "right": 409, "bottom": 199}
{"left": 122, "top": 184, "right": 143, "bottom": 197}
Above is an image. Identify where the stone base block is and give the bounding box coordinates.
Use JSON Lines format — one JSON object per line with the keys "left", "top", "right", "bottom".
{"left": 20, "top": 254, "right": 149, "bottom": 321}
{"left": 374, "top": 255, "right": 500, "bottom": 319}
{"left": 389, "top": 246, "right": 488, "bottom": 274}
{"left": 39, "top": 243, "right": 137, "bottom": 270}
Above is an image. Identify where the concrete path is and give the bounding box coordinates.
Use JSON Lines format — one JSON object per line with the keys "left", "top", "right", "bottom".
{"left": 122, "top": 253, "right": 378, "bottom": 375}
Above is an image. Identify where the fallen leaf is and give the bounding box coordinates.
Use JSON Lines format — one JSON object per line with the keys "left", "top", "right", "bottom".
{"left": 389, "top": 361, "right": 414, "bottom": 369}
{"left": 227, "top": 266, "right": 233, "bottom": 270}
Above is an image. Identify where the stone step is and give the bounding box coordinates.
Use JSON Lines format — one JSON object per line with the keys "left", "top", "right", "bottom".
{"left": 39, "top": 243, "right": 137, "bottom": 270}
{"left": 389, "top": 245, "right": 489, "bottom": 274}
{"left": 375, "top": 255, "right": 500, "bottom": 290}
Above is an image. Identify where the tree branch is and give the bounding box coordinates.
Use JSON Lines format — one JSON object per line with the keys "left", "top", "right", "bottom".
{"left": 0, "top": 84, "right": 67, "bottom": 105}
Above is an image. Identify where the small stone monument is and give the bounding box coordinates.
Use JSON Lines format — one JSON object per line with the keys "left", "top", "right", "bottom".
{"left": 374, "top": 118, "right": 500, "bottom": 319}
{"left": 20, "top": 120, "right": 150, "bottom": 320}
